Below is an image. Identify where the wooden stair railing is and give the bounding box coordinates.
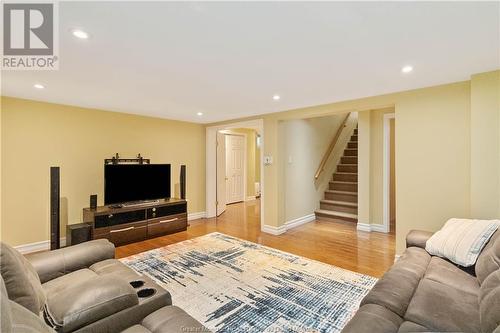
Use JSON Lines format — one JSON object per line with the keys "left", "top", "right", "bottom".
{"left": 314, "top": 112, "right": 351, "bottom": 180}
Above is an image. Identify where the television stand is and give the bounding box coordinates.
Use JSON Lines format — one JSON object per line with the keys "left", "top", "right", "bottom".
{"left": 83, "top": 198, "right": 187, "bottom": 246}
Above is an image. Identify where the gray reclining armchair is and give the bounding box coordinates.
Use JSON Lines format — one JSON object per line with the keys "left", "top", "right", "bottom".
{"left": 0, "top": 239, "right": 208, "bottom": 333}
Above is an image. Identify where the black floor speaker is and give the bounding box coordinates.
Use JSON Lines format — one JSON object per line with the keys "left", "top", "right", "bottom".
{"left": 50, "top": 167, "right": 60, "bottom": 250}
{"left": 180, "top": 165, "right": 186, "bottom": 199}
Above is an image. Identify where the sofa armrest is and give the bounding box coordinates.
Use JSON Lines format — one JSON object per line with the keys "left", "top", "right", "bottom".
{"left": 25, "top": 239, "right": 115, "bottom": 283}
{"left": 406, "top": 230, "right": 434, "bottom": 249}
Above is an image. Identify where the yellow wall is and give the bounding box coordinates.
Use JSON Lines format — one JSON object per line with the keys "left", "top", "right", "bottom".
{"left": 1, "top": 97, "right": 206, "bottom": 246}
{"left": 210, "top": 72, "right": 499, "bottom": 255}
{"left": 395, "top": 82, "right": 471, "bottom": 254}
{"left": 470, "top": 71, "right": 500, "bottom": 218}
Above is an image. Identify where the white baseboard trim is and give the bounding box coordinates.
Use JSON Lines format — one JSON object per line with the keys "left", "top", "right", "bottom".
{"left": 394, "top": 254, "right": 401, "bottom": 262}
{"left": 15, "top": 237, "right": 67, "bottom": 255}
{"left": 261, "top": 213, "right": 315, "bottom": 236}
{"left": 245, "top": 196, "right": 256, "bottom": 201}
{"left": 285, "top": 213, "right": 315, "bottom": 230}
{"left": 370, "top": 223, "right": 389, "bottom": 233}
{"left": 188, "top": 211, "right": 206, "bottom": 221}
{"left": 356, "top": 223, "right": 372, "bottom": 232}
{"left": 261, "top": 224, "right": 287, "bottom": 235}
{"left": 356, "top": 223, "right": 389, "bottom": 233}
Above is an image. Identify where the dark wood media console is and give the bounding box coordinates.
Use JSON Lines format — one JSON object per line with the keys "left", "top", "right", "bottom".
{"left": 83, "top": 198, "right": 187, "bottom": 246}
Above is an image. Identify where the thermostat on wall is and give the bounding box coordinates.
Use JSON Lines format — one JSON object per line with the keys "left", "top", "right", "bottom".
{"left": 264, "top": 155, "right": 273, "bottom": 165}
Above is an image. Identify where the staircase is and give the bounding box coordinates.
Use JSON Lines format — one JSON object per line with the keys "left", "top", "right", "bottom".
{"left": 315, "top": 127, "right": 358, "bottom": 222}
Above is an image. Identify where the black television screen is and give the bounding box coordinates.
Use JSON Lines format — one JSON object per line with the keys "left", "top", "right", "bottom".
{"left": 104, "top": 164, "right": 171, "bottom": 205}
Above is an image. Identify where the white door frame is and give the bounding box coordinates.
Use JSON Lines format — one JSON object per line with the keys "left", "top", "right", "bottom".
{"left": 224, "top": 132, "right": 247, "bottom": 204}
{"left": 383, "top": 113, "right": 395, "bottom": 233}
{"left": 216, "top": 131, "right": 227, "bottom": 216}
{"left": 206, "top": 119, "right": 264, "bottom": 224}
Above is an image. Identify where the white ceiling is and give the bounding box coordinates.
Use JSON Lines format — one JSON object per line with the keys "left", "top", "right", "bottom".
{"left": 2, "top": 1, "right": 499, "bottom": 123}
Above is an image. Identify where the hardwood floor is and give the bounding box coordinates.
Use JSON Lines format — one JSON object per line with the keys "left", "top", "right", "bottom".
{"left": 116, "top": 199, "right": 395, "bottom": 277}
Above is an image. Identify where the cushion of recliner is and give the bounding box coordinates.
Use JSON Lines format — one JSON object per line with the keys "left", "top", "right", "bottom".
{"left": 90, "top": 259, "right": 140, "bottom": 280}
{"left": 341, "top": 304, "right": 403, "bottom": 333}
{"left": 361, "top": 250, "right": 428, "bottom": 318}
{"left": 0, "top": 242, "right": 46, "bottom": 314}
{"left": 1, "top": 276, "right": 55, "bottom": 333}
{"left": 42, "top": 268, "right": 97, "bottom": 296}
{"left": 424, "top": 257, "right": 480, "bottom": 295}
{"left": 405, "top": 278, "right": 481, "bottom": 333}
{"left": 476, "top": 231, "right": 500, "bottom": 285}
{"left": 479, "top": 270, "right": 500, "bottom": 333}
{"left": 141, "top": 306, "right": 208, "bottom": 333}
{"left": 44, "top": 275, "right": 139, "bottom": 333}
{"left": 397, "top": 321, "right": 431, "bottom": 332}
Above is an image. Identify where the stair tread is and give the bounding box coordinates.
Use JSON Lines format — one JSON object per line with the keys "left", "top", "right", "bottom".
{"left": 329, "top": 181, "right": 358, "bottom": 184}
{"left": 334, "top": 172, "right": 358, "bottom": 175}
{"left": 325, "top": 190, "right": 358, "bottom": 195}
{"left": 320, "top": 199, "right": 358, "bottom": 207}
{"left": 338, "top": 164, "right": 357, "bottom": 166}
{"left": 315, "top": 210, "right": 358, "bottom": 219}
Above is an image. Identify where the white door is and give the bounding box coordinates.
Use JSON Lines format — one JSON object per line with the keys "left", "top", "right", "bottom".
{"left": 216, "top": 132, "right": 227, "bottom": 216}
{"left": 225, "top": 134, "right": 245, "bottom": 204}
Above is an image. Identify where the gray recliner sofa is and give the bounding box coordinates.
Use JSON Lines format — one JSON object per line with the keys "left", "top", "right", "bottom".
{"left": 342, "top": 229, "right": 500, "bottom": 333}
{"left": 0, "top": 239, "right": 208, "bottom": 333}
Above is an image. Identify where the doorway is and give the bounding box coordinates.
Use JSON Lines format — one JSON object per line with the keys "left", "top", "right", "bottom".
{"left": 206, "top": 119, "right": 264, "bottom": 222}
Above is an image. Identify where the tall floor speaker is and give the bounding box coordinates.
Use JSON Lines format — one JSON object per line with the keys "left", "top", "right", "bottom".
{"left": 180, "top": 165, "right": 186, "bottom": 199}
{"left": 50, "top": 167, "right": 60, "bottom": 250}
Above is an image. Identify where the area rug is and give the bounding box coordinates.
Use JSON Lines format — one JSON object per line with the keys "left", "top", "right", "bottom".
{"left": 120, "top": 232, "right": 377, "bottom": 333}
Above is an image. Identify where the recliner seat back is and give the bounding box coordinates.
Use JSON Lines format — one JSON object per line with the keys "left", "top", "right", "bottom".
{"left": 0, "top": 242, "right": 46, "bottom": 314}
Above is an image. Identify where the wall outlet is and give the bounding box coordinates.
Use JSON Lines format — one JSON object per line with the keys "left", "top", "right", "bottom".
{"left": 264, "top": 155, "right": 273, "bottom": 165}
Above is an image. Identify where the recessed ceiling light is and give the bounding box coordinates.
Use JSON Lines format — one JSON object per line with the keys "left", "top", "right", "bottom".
{"left": 72, "top": 29, "right": 89, "bottom": 39}
{"left": 272, "top": 95, "right": 281, "bottom": 101}
{"left": 33, "top": 84, "right": 45, "bottom": 89}
{"left": 197, "top": 112, "right": 203, "bottom": 116}
{"left": 401, "top": 65, "right": 413, "bottom": 73}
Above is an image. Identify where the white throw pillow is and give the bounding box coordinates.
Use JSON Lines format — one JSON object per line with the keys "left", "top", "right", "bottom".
{"left": 425, "top": 218, "right": 500, "bottom": 267}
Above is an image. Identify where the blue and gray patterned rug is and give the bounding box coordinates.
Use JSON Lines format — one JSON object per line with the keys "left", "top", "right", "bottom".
{"left": 121, "top": 232, "right": 377, "bottom": 333}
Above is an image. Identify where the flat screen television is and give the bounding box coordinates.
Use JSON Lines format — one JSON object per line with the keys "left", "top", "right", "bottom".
{"left": 104, "top": 164, "right": 171, "bottom": 205}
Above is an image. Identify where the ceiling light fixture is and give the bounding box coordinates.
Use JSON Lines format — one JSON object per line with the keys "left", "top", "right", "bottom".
{"left": 72, "top": 29, "right": 89, "bottom": 39}
{"left": 33, "top": 83, "right": 45, "bottom": 89}
{"left": 197, "top": 112, "right": 203, "bottom": 116}
{"left": 272, "top": 95, "right": 281, "bottom": 101}
{"left": 401, "top": 65, "right": 413, "bottom": 73}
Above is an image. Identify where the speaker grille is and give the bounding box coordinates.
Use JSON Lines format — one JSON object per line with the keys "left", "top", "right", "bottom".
{"left": 50, "top": 167, "right": 60, "bottom": 250}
